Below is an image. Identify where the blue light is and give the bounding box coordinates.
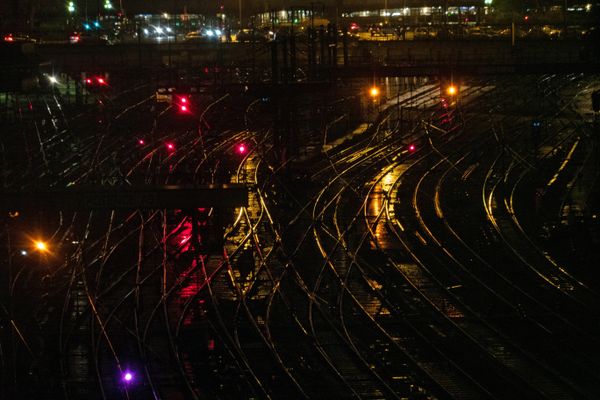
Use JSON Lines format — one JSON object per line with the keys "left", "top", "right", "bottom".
{"left": 93, "top": 21, "right": 100, "bottom": 28}
{"left": 84, "top": 23, "right": 91, "bottom": 30}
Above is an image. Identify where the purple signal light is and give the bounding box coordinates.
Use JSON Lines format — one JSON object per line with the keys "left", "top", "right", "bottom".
{"left": 122, "top": 371, "right": 134, "bottom": 383}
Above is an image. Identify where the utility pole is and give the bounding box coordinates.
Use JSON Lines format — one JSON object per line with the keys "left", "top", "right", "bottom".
{"left": 562, "top": 0, "right": 568, "bottom": 33}
{"left": 384, "top": 0, "right": 388, "bottom": 24}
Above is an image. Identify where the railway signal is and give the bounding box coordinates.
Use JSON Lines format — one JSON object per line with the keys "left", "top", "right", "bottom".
{"left": 369, "top": 86, "right": 380, "bottom": 98}
{"left": 175, "top": 95, "right": 192, "bottom": 113}
{"left": 441, "top": 83, "right": 459, "bottom": 107}
{"left": 531, "top": 119, "right": 542, "bottom": 147}
{"left": 84, "top": 76, "right": 108, "bottom": 87}
{"left": 446, "top": 84, "right": 458, "bottom": 97}
{"left": 34, "top": 241, "right": 48, "bottom": 252}
{"left": 121, "top": 371, "right": 134, "bottom": 384}
{"left": 236, "top": 143, "right": 247, "bottom": 155}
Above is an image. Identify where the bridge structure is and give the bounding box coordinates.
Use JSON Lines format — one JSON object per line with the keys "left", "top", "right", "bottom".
{"left": 0, "top": 184, "right": 248, "bottom": 211}
{"left": 34, "top": 37, "right": 599, "bottom": 78}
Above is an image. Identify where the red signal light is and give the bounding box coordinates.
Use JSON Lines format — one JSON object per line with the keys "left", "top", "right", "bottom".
{"left": 236, "top": 144, "right": 247, "bottom": 154}
{"left": 408, "top": 144, "right": 415, "bottom": 152}
{"left": 177, "top": 95, "right": 191, "bottom": 113}
{"left": 85, "top": 78, "right": 92, "bottom": 84}
{"left": 97, "top": 77, "right": 106, "bottom": 85}
{"left": 166, "top": 142, "right": 175, "bottom": 151}
{"left": 138, "top": 139, "right": 145, "bottom": 145}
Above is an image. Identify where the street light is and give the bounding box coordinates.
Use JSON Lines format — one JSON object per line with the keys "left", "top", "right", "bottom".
{"left": 446, "top": 84, "right": 457, "bottom": 96}
{"left": 369, "top": 86, "right": 380, "bottom": 98}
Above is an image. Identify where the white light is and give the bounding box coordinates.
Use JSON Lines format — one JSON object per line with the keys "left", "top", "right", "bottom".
{"left": 166, "top": 27, "right": 172, "bottom": 33}
{"left": 143, "top": 28, "right": 149, "bottom": 35}
{"left": 155, "top": 27, "right": 163, "bottom": 34}
{"left": 48, "top": 76, "right": 59, "bottom": 84}
{"left": 20, "top": 250, "right": 28, "bottom": 256}
{"left": 163, "top": 13, "right": 169, "bottom": 18}
{"left": 215, "top": 29, "right": 222, "bottom": 36}
{"left": 206, "top": 29, "right": 214, "bottom": 36}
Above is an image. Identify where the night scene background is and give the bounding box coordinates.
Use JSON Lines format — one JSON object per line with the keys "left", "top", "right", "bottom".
{"left": 1, "top": 0, "right": 600, "bottom": 399}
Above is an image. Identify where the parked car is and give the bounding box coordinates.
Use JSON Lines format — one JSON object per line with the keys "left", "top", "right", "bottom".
{"left": 235, "top": 29, "right": 269, "bottom": 43}
{"left": 141, "top": 26, "right": 175, "bottom": 42}
{"left": 185, "top": 28, "right": 223, "bottom": 43}
{"left": 69, "top": 32, "right": 108, "bottom": 44}
{"left": 4, "top": 33, "right": 37, "bottom": 43}
{"left": 414, "top": 27, "right": 437, "bottom": 39}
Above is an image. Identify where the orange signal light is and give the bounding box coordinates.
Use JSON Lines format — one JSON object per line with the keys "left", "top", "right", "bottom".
{"left": 34, "top": 241, "right": 48, "bottom": 252}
